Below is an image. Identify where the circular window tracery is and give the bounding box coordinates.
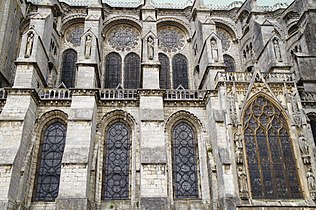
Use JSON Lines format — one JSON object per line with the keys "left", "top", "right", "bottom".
{"left": 107, "top": 24, "right": 140, "bottom": 51}
{"left": 216, "top": 27, "right": 232, "bottom": 52}
{"left": 158, "top": 26, "right": 186, "bottom": 53}
{"left": 65, "top": 24, "right": 84, "bottom": 47}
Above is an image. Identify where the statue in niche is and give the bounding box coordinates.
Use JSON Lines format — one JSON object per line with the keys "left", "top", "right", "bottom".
{"left": 238, "top": 166, "right": 248, "bottom": 193}
{"left": 25, "top": 31, "right": 34, "bottom": 58}
{"left": 84, "top": 34, "right": 92, "bottom": 59}
{"left": 273, "top": 39, "right": 282, "bottom": 62}
{"left": 147, "top": 36, "right": 154, "bottom": 60}
{"left": 307, "top": 167, "right": 316, "bottom": 191}
{"left": 298, "top": 134, "right": 310, "bottom": 164}
{"left": 210, "top": 38, "right": 219, "bottom": 62}
{"left": 234, "top": 132, "right": 243, "bottom": 149}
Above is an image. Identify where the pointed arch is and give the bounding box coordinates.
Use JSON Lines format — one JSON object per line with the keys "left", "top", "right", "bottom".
{"left": 159, "top": 53, "right": 170, "bottom": 89}
{"left": 242, "top": 94, "right": 302, "bottom": 199}
{"left": 223, "top": 54, "right": 235, "bottom": 72}
{"left": 61, "top": 49, "right": 77, "bottom": 88}
{"left": 124, "top": 53, "right": 140, "bottom": 89}
{"left": 172, "top": 54, "right": 188, "bottom": 89}
{"left": 105, "top": 52, "right": 122, "bottom": 88}
{"left": 33, "top": 114, "right": 67, "bottom": 201}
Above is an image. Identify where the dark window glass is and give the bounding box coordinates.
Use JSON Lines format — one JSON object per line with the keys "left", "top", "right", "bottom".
{"left": 124, "top": 53, "right": 140, "bottom": 89}
{"left": 243, "top": 96, "right": 302, "bottom": 199}
{"left": 61, "top": 49, "right": 77, "bottom": 88}
{"left": 103, "top": 122, "right": 130, "bottom": 200}
{"left": 105, "top": 53, "right": 122, "bottom": 88}
{"left": 223, "top": 54, "right": 235, "bottom": 72}
{"left": 311, "top": 119, "right": 316, "bottom": 145}
{"left": 172, "top": 54, "right": 188, "bottom": 89}
{"left": 34, "top": 121, "right": 67, "bottom": 201}
{"left": 172, "top": 122, "right": 199, "bottom": 198}
{"left": 159, "top": 53, "right": 170, "bottom": 89}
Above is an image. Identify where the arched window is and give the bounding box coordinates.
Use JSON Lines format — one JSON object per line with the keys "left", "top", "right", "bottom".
{"left": 33, "top": 120, "right": 67, "bottom": 201}
{"left": 172, "top": 54, "right": 188, "bottom": 89}
{"left": 159, "top": 53, "right": 170, "bottom": 89}
{"left": 310, "top": 118, "right": 316, "bottom": 145}
{"left": 124, "top": 53, "right": 140, "bottom": 89}
{"left": 61, "top": 49, "right": 77, "bottom": 88}
{"left": 224, "top": 54, "right": 235, "bottom": 72}
{"left": 105, "top": 53, "right": 122, "bottom": 88}
{"left": 103, "top": 121, "right": 130, "bottom": 200}
{"left": 243, "top": 96, "right": 302, "bottom": 199}
{"left": 172, "top": 122, "right": 199, "bottom": 198}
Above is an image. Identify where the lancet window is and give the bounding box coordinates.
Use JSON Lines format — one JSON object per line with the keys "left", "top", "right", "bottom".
{"left": 159, "top": 53, "right": 170, "bottom": 89}
{"left": 33, "top": 120, "right": 67, "bottom": 201}
{"left": 172, "top": 122, "right": 199, "bottom": 198}
{"left": 172, "top": 54, "right": 188, "bottom": 89}
{"left": 61, "top": 49, "right": 77, "bottom": 88}
{"left": 102, "top": 121, "right": 130, "bottom": 200}
{"left": 105, "top": 53, "right": 122, "bottom": 88}
{"left": 124, "top": 53, "right": 140, "bottom": 89}
{"left": 224, "top": 54, "right": 235, "bottom": 72}
{"left": 243, "top": 96, "right": 302, "bottom": 199}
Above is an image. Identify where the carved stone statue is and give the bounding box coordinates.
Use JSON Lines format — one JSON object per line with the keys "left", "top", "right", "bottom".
{"left": 298, "top": 134, "right": 311, "bottom": 164}
{"left": 25, "top": 31, "right": 34, "bottom": 58}
{"left": 84, "top": 34, "right": 92, "bottom": 59}
{"left": 147, "top": 36, "right": 154, "bottom": 60}
{"left": 234, "top": 132, "right": 243, "bottom": 149}
{"left": 235, "top": 148, "right": 243, "bottom": 164}
{"left": 307, "top": 167, "right": 316, "bottom": 191}
{"left": 238, "top": 166, "right": 248, "bottom": 193}
{"left": 210, "top": 38, "right": 219, "bottom": 62}
{"left": 273, "top": 39, "right": 282, "bottom": 62}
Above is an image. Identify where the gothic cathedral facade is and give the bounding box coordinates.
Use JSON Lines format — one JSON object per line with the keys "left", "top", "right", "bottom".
{"left": 0, "top": 0, "right": 316, "bottom": 209}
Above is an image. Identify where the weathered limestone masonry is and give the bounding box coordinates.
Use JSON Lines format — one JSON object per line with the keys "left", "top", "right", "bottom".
{"left": 1, "top": 0, "right": 316, "bottom": 209}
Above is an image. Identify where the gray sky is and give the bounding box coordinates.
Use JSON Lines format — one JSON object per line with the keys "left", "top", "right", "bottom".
{"left": 154, "top": 0, "right": 294, "bottom": 6}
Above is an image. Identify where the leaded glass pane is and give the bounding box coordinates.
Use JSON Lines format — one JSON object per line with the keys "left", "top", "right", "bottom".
{"left": 172, "top": 122, "right": 199, "bottom": 198}
{"left": 61, "top": 49, "right": 77, "bottom": 88}
{"left": 159, "top": 53, "right": 170, "bottom": 89}
{"left": 224, "top": 54, "right": 235, "bottom": 72}
{"left": 124, "top": 53, "right": 140, "bottom": 89}
{"left": 107, "top": 24, "right": 139, "bottom": 51}
{"left": 243, "top": 96, "right": 302, "bottom": 199}
{"left": 34, "top": 121, "right": 66, "bottom": 201}
{"left": 103, "top": 122, "right": 130, "bottom": 200}
{"left": 311, "top": 120, "right": 316, "bottom": 145}
{"left": 172, "top": 54, "right": 188, "bottom": 89}
{"left": 158, "top": 26, "right": 185, "bottom": 53}
{"left": 105, "top": 53, "right": 122, "bottom": 88}
{"left": 66, "top": 25, "right": 84, "bottom": 47}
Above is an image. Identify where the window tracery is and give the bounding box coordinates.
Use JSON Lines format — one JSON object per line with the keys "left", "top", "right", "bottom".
{"left": 103, "top": 121, "right": 130, "bottom": 200}
{"left": 33, "top": 120, "right": 66, "bottom": 201}
{"left": 66, "top": 24, "right": 84, "bottom": 47}
{"left": 159, "top": 53, "right": 170, "bottom": 89}
{"left": 105, "top": 53, "right": 122, "bottom": 88}
{"left": 61, "top": 49, "right": 77, "bottom": 88}
{"left": 172, "top": 54, "right": 188, "bottom": 89}
{"left": 243, "top": 96, "right": 302, "bottom": 199}
{"left": 107, "top": 24, "right": 140, "bottom": 51}
{"left": 158, "top": 26, "right": 185, "bottom": 53}
{"left": 124, "top": 53, "right": 140, "bottom": 89}
{"left": 216, "top": 27, "right": 232, "bottom": 52}
{"left": 172, "top": 122, "right": 199, "bottom": 198}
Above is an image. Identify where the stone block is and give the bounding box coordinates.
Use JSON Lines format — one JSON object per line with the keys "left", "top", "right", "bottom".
{"left": 140, "top": 197, "right": 169, "bottom": 210}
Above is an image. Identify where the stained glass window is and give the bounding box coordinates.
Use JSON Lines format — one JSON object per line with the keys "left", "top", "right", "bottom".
{"left": 105, "top": 53, "right": 122, "bottom": 88}
{"left": 172, "top": 122, "right": 199, "bottom": 198}
{"left": 34, "top": 120, "right": 67, "bottom": 201}
{"left": 158, "top": 26, "right": 185, "bottom": 53}
{"left": 124, "top": 53, "right": 140, "bottom": 89}
{"left": 61, "top": 49, "right": 77, "bottom": 88}
{"left": 103, "top": 122, "right": 130, "bottom": 200}
{"left": 159, "top": 53, "right": 170, "bottom": 89}
{"left": 224, "top": 54, "right": 235, "bottom": 72}
{"left": 172, "top": 54, "right": 188, "bottom": 89}
{"left": 216, "top": 27, "right": 232, "bottom": 52}
{"left": 311, "top": 119, "right": 316, "bottom": 145}
{"left": 66, "top": 25, "right": 84, "bottom": 47}
{"left": 243, "top": 96, "right": 302, "bottom": 199}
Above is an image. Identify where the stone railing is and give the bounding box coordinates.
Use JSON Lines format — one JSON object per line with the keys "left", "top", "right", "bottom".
{"left": 215, "top": 72, "right": 295, "bottom": 85}
{"left": 300, "top": 92, "right": 316, "bottom": 103}
{"left": 165, "top": 89, "right": 206, "bottom": 101}
{"left": 99, "top": 89, "right": 138, "bottom": 100}
{"left": 37, "top": 89, "right": 72, "bottom": 100}
{"left": 0, "top": 89, "right": 7, "bottom": 100}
